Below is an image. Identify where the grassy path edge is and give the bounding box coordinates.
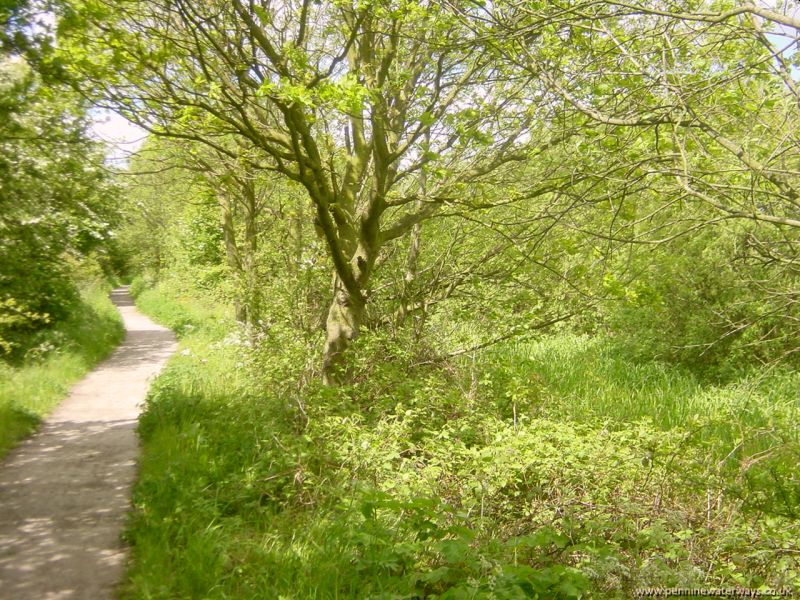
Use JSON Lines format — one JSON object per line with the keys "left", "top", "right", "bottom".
{"left": 0, "top": 283, "right": 125, "bottom": 459}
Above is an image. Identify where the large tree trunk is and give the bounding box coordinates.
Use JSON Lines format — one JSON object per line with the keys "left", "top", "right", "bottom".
{"left": 221, "top": 202, "right": 246, "bottom": 323}
{"left": 400, "top": 136, "right": 427, "bottom": 339}
{"left": 404, "top": 219, "right": 427, "bottom": 342}
{"left": 242, "top": 183, "right": 259, "bottom": 327}
{"left": 322, "top": 279, "right": 365, "bottom": 385}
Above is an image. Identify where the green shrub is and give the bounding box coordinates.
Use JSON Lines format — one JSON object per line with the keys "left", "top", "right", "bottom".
{"left": 124, "top": 286, "right": 800, "bottom": 598}
{"left": 600, "top": 230, "right": 800, "bottom": 379}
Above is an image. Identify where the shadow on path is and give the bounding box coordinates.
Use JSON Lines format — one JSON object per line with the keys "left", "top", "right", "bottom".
{"left": 0, "top": 287, "right": 177, "bottom": 599}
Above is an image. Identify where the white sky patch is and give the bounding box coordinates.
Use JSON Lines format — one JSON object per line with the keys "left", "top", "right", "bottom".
{"left": 758, "top": 0, "right": 799, "bottom": 79}
{"left": 89, "top": 108, "right": 147, "bottom": 166}
{"left": 30, "top": 7, "right": 55, "bottom": 36}
{"left": 764, "top": 29, "right": 800, "bottom": 81}
{"left": 25, "top": 8, "right": 147, "bottom": 165}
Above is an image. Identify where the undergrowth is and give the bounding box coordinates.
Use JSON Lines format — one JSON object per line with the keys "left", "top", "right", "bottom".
{"left": 124, "top": 279, "right": 800, "bottom": 599}
{"left": 0, "top": 282, "right": 124, "bottom": 458}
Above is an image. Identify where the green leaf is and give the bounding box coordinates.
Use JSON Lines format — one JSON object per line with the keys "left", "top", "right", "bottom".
{"left": 253, "top": 6, "right": 272, "bottom": 25}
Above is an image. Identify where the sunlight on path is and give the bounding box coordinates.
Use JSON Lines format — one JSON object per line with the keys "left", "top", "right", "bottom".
{"left": 0, "top": 287, "right": 177, "bottom": 599}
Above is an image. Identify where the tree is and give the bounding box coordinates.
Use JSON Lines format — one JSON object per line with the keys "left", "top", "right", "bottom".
{"left": 57, "top": 0, "right": 800, "bottom": 377}
{"left": 468, "top": 0, "right": 800, "bottom": 366}
{"left": 57, "top": 0, "right": 542, "bottom": 381}
{"left": 0, "top": 50, "right": 118, "bottom": 357}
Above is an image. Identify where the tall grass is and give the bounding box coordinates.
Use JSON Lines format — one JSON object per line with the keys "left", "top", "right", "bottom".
{"left": 485, "top": 334, "right": 800, "bottom": 449}
{"left": 0, "top": 283, "right": 124, "bottom": 458}
{"left": 131, "top": 275, "right": 230, "bottom": 339}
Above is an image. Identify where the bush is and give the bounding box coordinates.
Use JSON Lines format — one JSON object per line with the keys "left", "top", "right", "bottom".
{"left": 601, "top": 229, "right": 800, "bottom": 379}
{"left": 124, "top": 285, "right": 800, "bottom": 598}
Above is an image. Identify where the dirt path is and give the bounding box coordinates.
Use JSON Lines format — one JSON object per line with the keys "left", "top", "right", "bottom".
{"left": 0, "top": 287, "right": 177, "bottom": 599}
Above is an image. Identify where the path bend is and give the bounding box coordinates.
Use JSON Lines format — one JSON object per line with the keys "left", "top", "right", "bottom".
{"left": 0, "top": 287, "right": 177, "bottom": 599}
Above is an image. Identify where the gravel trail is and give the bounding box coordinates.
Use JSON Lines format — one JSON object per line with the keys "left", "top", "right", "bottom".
{"left": 0, "top": 287, "right": 177, "bottom": 599}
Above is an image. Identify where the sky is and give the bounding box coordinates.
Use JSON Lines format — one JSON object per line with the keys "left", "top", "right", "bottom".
{"left": 89, "top": 109, "right": 148, "bottom": 167}
{"left": 764, "top": 27, "right": 800, "bottom": 81}
{"left": 27, "top": 9, "right": 147, "bottom": 166}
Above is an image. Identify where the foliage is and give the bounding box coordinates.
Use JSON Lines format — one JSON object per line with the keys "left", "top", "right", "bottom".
{"left": 598, "top": 227, "right": 800, "bottom": 378}
{"left": 0, "top": 52, "right": 120, "bottom": 360}
{"left": 124, "top": 283, "right": 799, "bottom": 599}
{"left": 7, "top": 1, "right": 800, "bottom": 597}
{"left": 56, "top": 0, "right": 800, "bottom": 377}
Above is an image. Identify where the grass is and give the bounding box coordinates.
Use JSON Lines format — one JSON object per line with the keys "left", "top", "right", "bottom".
{"left": 132, "top": 276, "right": 229, "bottom": 339}
{"left": 484, "top": 334, "right": 800, "bottom": 451}
{"left": 123, "top": 281, "right": 800, "bottom": 599}
{"left": 0, "top": 283, "right": 124, "bottom": 458}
